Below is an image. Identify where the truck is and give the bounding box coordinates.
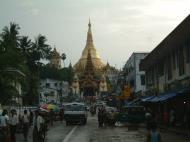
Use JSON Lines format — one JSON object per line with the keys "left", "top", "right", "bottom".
{"left": 64, "top": 102, "right": 88, "bottom": 126}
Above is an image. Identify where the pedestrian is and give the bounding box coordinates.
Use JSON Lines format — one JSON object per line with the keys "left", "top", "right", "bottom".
{"left": 59, "top": 108, "right": 64, "bottom": 123}
{"left": 23, "top": 110, "right": 29, "bottom": 142}
{"left": 146, "top": 122, "right": 162, "bottom": 142}
{"left": 102, "top": 109, "right": 108, "bottom": 127}
{"left": 145, "top": 110, "right": 152, "bottom": 130}
{"left": 169, "top": 109, "right": 175, "bottom": 127}
{"left": 29, "top": 110, "right": 34, "bottom": 126}
{"left": 98, "top": 108, "right": 103, "bottom": 127}
{"left": 33, "top": 110, "right": 44, "bottom": 142}
{"left": 49, "top": 109, "right": 54, "bottom": 126}
{"left": 109, "top": 110, "right": 116, "bottom": 126}
{"left": 0, "top": 109, "right": 10, "bottom": 142}
{"left": 18, "top": 113, "right": 23, "bottom": 132}
{"left": 9, "top": 109, "right": 18, "bottom": 142}
{"left": 163, "top": 110, "right": 169, "bottom": 126}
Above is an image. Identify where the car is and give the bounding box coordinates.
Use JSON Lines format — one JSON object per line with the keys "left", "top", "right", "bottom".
{"left": 64, "top": 102, "right": 88, "bottom": 125}
{"left": 105, "top": 106, "right": 117, "bottom": 113}
{"left": 95, "top": 101, "right": 106, "bottom": 107}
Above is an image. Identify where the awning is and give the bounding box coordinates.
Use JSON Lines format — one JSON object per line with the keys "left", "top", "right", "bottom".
{"left": 157, "top": 93, "right": 177, "bottom": 102}
{"left": 148, "top": 96, "right": 161, "bottom": 102}
{"left": 127, "top": 98, "right": 141, "bottom": 106}
{"left": 141, "top": 87, "right": 190, "bottom": 103}
{"left": 141, "top": 96, "right": 155, "bottom": 102}
{"left": 146, "top": 93, "right": 177, "bottom": 102}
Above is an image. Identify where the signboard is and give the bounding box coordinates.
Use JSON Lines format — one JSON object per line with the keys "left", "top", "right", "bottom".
{"left": 121, "top": 85, "right": 131, "bottom": 99}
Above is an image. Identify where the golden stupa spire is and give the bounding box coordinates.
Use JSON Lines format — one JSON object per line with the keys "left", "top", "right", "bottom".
{"left": 74, "top": 19, "right": 105, "bottom": 72}
{"left": 86, "top": 18, "right": 93, "bottom": 47}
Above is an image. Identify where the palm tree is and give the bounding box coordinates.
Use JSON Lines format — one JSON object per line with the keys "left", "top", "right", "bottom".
{"left": 0, "top": 22, "right": 24, "bottom": 70}
{"left": 0, "top": 23, "right": 25, "bottom": 105}
{"left": 0, "top": 22, "right": 20, "bottom": 49}
{"left": 21, "top": 34, "right": 51, "bottom": 105}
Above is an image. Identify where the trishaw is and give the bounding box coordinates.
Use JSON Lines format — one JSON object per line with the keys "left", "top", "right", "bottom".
{"left": 115, "top": 106, "right": 145, "bottom": 128}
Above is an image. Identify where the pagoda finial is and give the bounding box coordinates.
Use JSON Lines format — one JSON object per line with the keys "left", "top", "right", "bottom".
{"left": 88, "top": 18, "right": 91, "bottom": 28}
{"left": 86, "top": 19, "right": 93, "bottom": 47}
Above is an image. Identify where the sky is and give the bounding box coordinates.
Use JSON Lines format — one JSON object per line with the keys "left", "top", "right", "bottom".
{"left": 0, "top": 0, "right": 190, "bottom": 68}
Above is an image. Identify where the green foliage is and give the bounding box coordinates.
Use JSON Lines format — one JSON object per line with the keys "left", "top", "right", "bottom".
{"left": 39, "top": 64, "right": 74, "bottom": 84}
{"left": 0, "top": 22, "right": 53, "bottom": 105}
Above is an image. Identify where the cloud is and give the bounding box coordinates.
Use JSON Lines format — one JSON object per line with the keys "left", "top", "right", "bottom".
{"left": 19, "top": 0, "right": 34, "bottom": 8}
{"left": 18, "top": 0, "right": 40, "bottom": 16}
{"left": 31, "top": 8, "right": 39, "bottom": 15}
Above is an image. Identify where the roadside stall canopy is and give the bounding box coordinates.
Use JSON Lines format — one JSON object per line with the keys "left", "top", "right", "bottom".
{"left": 141, "top": 87, "right": 190, "bottom": 103}
{"left": 147, "top": 93, "right": 177, "bottom": 103}
{"left": 141, "top": 96, "right": 155, "bottom": 102}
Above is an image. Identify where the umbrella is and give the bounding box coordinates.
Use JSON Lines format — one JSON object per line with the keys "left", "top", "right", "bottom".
{"left": 40, "top": 104, "right": 48, "bottom": 109}
{"left": 39, "top": 108, "right": 49, "bottom": 112}
{"left": 47, "top": 104, "right": 59, "bottom": 112}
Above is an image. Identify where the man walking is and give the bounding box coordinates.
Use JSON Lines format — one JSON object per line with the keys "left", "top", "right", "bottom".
{"left": 23, "top": 110, "right": 29, "bottom": 142}
{"left": 9, "top": 109, "right": 18, "bottom": 142}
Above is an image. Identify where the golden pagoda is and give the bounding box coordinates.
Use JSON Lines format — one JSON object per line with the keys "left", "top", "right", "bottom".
{"left": 74, "top": 20, "right": 105, "bottom": 73}
{"left": 50, "top": 48, "right": 61, "bottom": 69}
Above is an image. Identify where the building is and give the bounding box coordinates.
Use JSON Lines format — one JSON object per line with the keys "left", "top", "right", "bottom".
{"left": 74, "top": 20, "right": 105, "bottom": 73}
{"left": 102, "top": 62, "right": 119, "bottom": 86}
{"left": 140, "top": 15, "right": 190, "bottom": 123}
{"left": 1, "top": 68, "right": 25, "bottom": 106}
{"left": 50, "top": 48, "right": 61, "bottom": 69}
{"left": 140, "top": 15, "right": 190, "bottom": 96}
{"left": 123, "top": 52, "right": 148, "bottom": 97}
{"left": 39, "top": 78, "right": 69, "bottom": 104}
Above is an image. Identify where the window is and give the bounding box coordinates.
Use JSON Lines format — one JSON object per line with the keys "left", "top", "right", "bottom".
{"left": 46, "top": 83, "right": 50, "bottom": 88}
{"left": 140, "top": 75, "right": 145, "bottom": 85}
{"left": 54, "top": 83, "right": 57, "bottom": 87}
{"left": 178, "top": 47, "right": 185, "bottom": 76}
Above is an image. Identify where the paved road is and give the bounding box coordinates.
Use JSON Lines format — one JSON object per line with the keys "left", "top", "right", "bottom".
{"left": 17, "top": 115, "right": 190, "bottom": 142}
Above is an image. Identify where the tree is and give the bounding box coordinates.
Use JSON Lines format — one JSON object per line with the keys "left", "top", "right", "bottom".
{"left": 0, "top": 22, "right": 25, "bottom": 70}
{"left": 20, "top": 35, "right": 51, "bottom": 105}
{"left": 0, "top": 23, "right": 26, "bottom": 105}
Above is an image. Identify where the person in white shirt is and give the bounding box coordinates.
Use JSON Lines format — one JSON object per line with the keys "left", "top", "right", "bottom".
{"left": 23, "top": 110, "right": 29, "bottom": 142}
{"left": 9, "top": 109, "right": 18, "bottom": 142}
{"left": 0, "top": 109, "right": 9, "bottom": 142}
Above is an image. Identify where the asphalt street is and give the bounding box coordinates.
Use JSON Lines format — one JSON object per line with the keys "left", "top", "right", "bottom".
{"left": 16, "top": 114, "right": 190, "bottom": 142}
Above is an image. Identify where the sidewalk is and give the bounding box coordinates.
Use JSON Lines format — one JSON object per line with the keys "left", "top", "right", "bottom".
{"left": 159, "top": 125, "right": 190, "bottom": 137}
{"left": 126, "top": 123, "right": 190, "bottom": 137}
